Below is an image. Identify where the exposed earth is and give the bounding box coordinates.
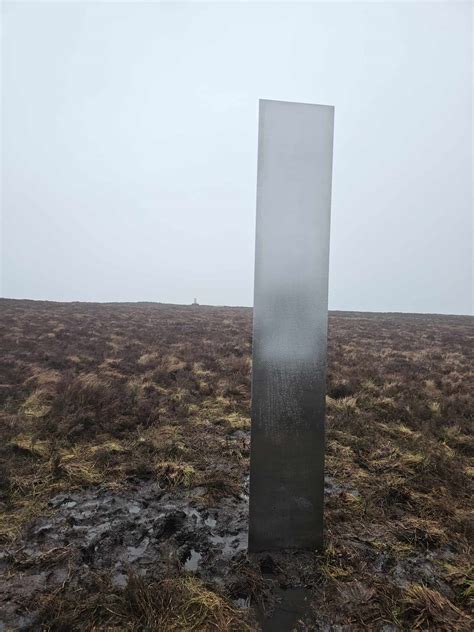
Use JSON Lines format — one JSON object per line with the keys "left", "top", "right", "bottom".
{"left": 0, "top": 300, "right": 472, "bottom": 630}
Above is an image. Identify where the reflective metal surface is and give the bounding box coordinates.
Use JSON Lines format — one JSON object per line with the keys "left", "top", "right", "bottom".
{"left": 249, "top": 100, "right": 334, "bottom": 551}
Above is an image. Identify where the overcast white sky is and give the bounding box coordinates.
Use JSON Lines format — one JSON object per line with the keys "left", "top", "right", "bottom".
{"left": 1, "top": 1, "right": 472, "bottom": 314}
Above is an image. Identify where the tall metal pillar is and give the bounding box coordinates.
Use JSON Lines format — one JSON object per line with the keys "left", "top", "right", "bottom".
{"left": 249, "top": 99, "right": 334, "bottom": 551}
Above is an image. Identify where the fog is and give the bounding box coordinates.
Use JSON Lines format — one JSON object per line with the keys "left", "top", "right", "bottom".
{"left": 1, "top": 1, "right": 472, "bottom": 314}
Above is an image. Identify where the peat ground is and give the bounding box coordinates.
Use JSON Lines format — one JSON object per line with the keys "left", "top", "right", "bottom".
{"left": 0, "top": 299, "right": 472, "bottom": 630}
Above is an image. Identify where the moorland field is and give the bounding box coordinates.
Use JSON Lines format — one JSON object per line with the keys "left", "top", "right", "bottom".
{"left": 0, "top": 299, "right": 472, "bottom": 630}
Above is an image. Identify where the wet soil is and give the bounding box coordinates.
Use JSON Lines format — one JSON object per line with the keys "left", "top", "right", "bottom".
{"left": 0, "top": 459, "right": 336, "bottom": 630}
{"left": 0, "top": 464, "right": 457, "bottom": 631}
{"left": 0, "top": 477, "right": 248, "bottom": 630}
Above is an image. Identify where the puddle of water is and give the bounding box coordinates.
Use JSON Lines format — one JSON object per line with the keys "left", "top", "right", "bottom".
{"left": 325, "top": 475, "right": 359, "bottom": 497}
{"left": 257, "top": 586, "right": 311, "bottom": 632}
{"left": 210, "top": 532, "right": 247, "bottom": 557}
{"left": 184, "top": 549, "right": 202, "bottom": 572}
{"left": 234, "top": 596, "right": 251, "bottom": 609}
{"left": 183, "top": 507, "right": 203, "bottom": 526}
{"left": 205, "top": 515, "right": 217, "bottom": 528}
{"left": 230, "top": 430, "right": 249, "bottom": 440}
{"left": 112, "top": 572, "right": 128, "bottom": 588}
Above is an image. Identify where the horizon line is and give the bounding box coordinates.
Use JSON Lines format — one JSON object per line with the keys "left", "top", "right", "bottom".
{"left": 0, "top": 296, "right": 472, "bottom": 318}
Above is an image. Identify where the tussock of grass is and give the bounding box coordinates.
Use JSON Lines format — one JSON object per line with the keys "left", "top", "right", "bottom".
{"left": 402, "top": 583, "right": 470, "bottom": 630}
{"left": 225, "top": 412, "right": 250, "bottom": 430}
{"left": 121, "top": 575, "right": 249, "bottom": 631}
{"left": 9, "top": 433, "right": 49, "bottom": 458}
{"left": 141, "top": 426, "right": 188, "bottom": 459}
{"left": 35, "top": 573, "right": 251, "bottom": 631}
{"left": 137, "top": 352, "right": 160, "bottom": 366}
{"left": 326, "top": 395, "right": 359, "bottom": 414}
{"left": 20, "top": 390, "right": 52, "bottom": 418}
{"left": 156, "top": 461, "right": 197, "bottom": 488}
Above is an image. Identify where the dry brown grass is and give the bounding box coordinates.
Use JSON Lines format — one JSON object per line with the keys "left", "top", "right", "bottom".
{"left": 0, "top": 300, "right": 473, "bottom": 629}
{"left": 402, "top": 583, "right": 471, "bottom": 630}
{"left": 34, "top": 573, "right": 251, "bottom": 631}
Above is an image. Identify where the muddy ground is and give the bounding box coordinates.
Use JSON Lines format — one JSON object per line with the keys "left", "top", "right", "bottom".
{"left": 0, "top": 300, "right": 472, "bottom": 630}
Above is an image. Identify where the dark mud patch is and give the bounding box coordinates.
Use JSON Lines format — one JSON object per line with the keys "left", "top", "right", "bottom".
{"left": 0, "top": 479, "right": 249, "bottom": 630}
{"left": 0, "top": 472, "right": 327, "bottom": 629}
